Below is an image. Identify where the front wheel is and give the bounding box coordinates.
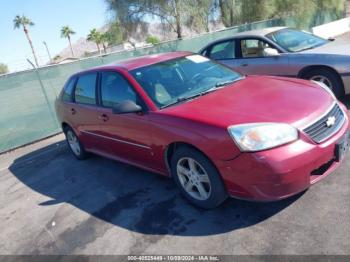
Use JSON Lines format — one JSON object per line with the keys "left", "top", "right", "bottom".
{"left": 302, "top": 68, "right": 344, "bottom": 98}
{"left": 171, "top": 146, "right": 228, "bottom": 209}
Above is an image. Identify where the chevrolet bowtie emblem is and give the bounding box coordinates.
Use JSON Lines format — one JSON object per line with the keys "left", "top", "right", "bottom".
{"left": 326, "top": 116, "right": 336, "bottom": 127}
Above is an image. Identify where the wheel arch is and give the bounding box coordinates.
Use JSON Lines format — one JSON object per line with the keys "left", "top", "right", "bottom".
{"left": 61, "top": 122, "right": 70, "bottom": 132}
{"left": 298, "top": 65, "right": 345, "bottom": 97}
{"left": 164, "top": 141, "right": 216, "bottom": 177}
{"left": 298, "top": 65, "right": 342, "bottom": 81}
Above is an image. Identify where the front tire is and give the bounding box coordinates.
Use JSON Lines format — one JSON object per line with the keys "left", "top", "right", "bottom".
{"left": 64, "top": 126, "right": 88, "bottom": 160}
{"left": 171, "top": 146, "right": 228, "bottom": 209}
{"left": 302, "top": 68, "right": 344, "bottom": 98}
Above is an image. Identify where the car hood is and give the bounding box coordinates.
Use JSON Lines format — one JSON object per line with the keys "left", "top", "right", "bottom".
{"left": 160, "top": 76, "right": 334, "bottom": 129}
{"left": 299, "top": 40, "right": 350, "bottom": 56}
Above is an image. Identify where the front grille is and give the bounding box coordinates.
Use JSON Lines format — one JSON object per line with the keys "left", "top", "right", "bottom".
{"left": 303, "top": 103, "right": 345, "bottom": 143}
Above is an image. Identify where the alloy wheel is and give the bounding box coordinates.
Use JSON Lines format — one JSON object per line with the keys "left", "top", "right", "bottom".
{"left": 66, "top": 130, "right": 81, "bottom": 156}
{"left": 310, "top": 75, "right": 333, "bottom": 90}
{"left": 176, "top": 157, "right": 211, "bottom": 201}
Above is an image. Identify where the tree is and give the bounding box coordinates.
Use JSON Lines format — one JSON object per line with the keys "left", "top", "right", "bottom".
{"left": 100, "top": 32, "right": 109, "bottom": 53}
{"left": 240, "top": 0, "right": 274, "bottom": 23}
{"left": 271, "top": 0, "right": 346, "bottom": 28}
{"left": 105, "top": 0, "right": 187, "bottom": 39}
{"left": 146, "top": 35, "right": 160, "bottom": 45}
{"left": 217, "top": 0, "right": 238, "bottom": 27}
{"left": 13, "top": 15, "right": 39, "bottom": 67}
{"left": 0, "top": 63, "right": 9, "bottom": 74}
{"left": 53, "top": 55, "right": 62, "bottom": 63}
{"left": 217, "top": 0, "right": 274, "bottom": 27}
{"left": 186, "top": 0, "right": 214, "bottom": 33}
{"left": 87, "top": 28, "right": 102, "bottom": 54}
{"left": 104, "top": 21, "right": 123, "bottom": 46}
{"left": 61, "top": 26, "right": 76, "bottom": 57}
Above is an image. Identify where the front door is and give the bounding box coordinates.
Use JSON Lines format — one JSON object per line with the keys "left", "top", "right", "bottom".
{"left": 235, "top": 38, "right": 290, "bottom": 76}
{"left": 96, "top": 71, "right": 155, "bottom": 168}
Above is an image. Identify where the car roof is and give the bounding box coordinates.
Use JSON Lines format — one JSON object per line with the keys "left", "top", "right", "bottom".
{"left": 233, "top": 26, "right": 287, "bottom": 37}
{"left": 199, "top": 27, "right": 287, "bottom": 52}
{"left": 96, "top": 51, "right": 193, "bottom": 72}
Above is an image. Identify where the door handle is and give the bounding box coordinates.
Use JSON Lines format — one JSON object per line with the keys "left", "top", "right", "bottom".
{"left": 241, "top": 63, "right": 248, "bottom": 67}
{"left": 99, "top": 114, "right": 109, "bottom": 122}
{"left": 70, "top": 108, "right": 76, "bottom": 115}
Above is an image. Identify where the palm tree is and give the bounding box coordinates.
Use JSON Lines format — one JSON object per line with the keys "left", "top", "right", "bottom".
{"left": 61, "top": 26, "right": 76, "bottom": 57}
{"left": 13, "top": 15, "right": 39, "bottom": 67}
{"left": 87, "top": 28, "right": 102, "bottom": 54}
{"left": 100, "top": 32, "right": 109, "bottom": 54}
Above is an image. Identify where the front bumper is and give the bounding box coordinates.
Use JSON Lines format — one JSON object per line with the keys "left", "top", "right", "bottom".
{"left": 216, "top": 104, "right": 350, "bottom": 201}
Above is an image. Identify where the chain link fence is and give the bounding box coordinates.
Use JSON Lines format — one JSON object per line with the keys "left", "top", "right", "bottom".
{"left": 0, "top": 15, "right": 341, "bottom": 153}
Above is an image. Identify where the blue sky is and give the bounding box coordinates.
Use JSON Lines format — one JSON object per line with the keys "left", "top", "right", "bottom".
{"left": 1, "top": 0, "right": 108, "bottom": 71}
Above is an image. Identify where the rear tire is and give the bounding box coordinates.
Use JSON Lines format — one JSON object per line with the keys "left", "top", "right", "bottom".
{"left": 63, "top": 126, "right": 88, "bottom": 160}
{"left": 302, "top": 68, "right": 344, "bottom": 98}
{"left": 170, "top": 146, "right": 228, "bottom": 209}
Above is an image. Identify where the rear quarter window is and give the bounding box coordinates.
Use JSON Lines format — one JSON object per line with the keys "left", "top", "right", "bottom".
{"left": 61, "top": 77, "right": 76, "bottom": 102}
{"left": 74, "top": 73, "right": 97, "bottom": 105}
{"left": 209, "top": 41, "right": 235, "bottom": 60}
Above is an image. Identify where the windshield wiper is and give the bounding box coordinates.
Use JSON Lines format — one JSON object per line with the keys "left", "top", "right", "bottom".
{"left": 161, "top": 93, "right": 203, "bottom": 108}
{"left": 215, "top": 79, "right": 236, "bottom": 87}
{"left": 296, "top": 46, "right": 315, "bottom": 52}
{"left": 161, "top": 77, "right": 244, "bottom": 109}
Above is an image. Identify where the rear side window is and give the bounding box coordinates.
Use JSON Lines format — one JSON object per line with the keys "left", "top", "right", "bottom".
{"left": 74, "top": 73, "right": 97, "bottom": 105}
{"left": 62, "top": 77, "right": 76, "bottom": 102}
{"left": 100, "top": 72, "right": 137, "bottom": 108}
{"left": 209, "top": 41, "right": 235, "bottom": 60}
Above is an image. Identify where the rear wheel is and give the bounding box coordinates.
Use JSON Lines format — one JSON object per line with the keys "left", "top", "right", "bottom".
{"left": 64, "top": 126, "right": 88, "bottom": 160}
{"left": 302, "top": 68, "right": 344, "bottom": 98}
{"left": 171, "top": 146, "right": 228, "bottom": 209}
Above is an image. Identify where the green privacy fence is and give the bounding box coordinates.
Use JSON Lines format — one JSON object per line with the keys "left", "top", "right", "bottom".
{"left": 0, "top": 14, "right": 342, "bottom": 153}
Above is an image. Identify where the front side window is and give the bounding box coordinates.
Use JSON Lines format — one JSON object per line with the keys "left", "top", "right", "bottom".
{"left": 74, "top": 73, "right": 97, "bottom": 105}
{"left": 130, "top": 55, "right": 242, "bottom": 108}
{"left": 100, "top": 72, "right": 138, "bottom": 108}
{"left": 266, "top": 28, "right": 328, "bottom": 52}
{"left": 62, "top": 77, "right": 76, "bottom": 102}
{"left": 240, "top": 39, "right": 274, "bottom": 58}
{"left": 209, "top": 41, "right": 235, "bottom": 60}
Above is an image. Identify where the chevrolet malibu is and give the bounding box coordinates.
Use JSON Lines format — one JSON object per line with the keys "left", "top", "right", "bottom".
{"left": 55, "top": 52, "right": 350, "bottom": 208}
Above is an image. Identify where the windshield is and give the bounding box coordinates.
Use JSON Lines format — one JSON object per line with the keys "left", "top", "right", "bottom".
{"left": 266, "top": 28, "right": 328, "bottom": 52}
{"left": 130, "top": 55, "right": 242, "bottom": 108}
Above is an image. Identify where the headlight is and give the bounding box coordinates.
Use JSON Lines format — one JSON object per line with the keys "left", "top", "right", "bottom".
{"left": 228, "top": 123, "right": 298, "bottom": 152}
{"left": 312, "top": 80, "right": 336, "bottom": 100}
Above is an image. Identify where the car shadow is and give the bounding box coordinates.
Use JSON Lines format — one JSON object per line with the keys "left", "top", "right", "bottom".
{"left": 9, "top": 141, "right": 303, "bottom": 237}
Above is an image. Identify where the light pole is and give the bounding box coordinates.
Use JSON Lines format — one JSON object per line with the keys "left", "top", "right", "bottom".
{"left": 43, "top": 41, "right": 53, "bottom": 64}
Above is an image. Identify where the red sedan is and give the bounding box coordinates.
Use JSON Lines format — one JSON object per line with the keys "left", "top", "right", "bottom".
{"left": 55, "top": 51, "right": 350, "bottom": 208}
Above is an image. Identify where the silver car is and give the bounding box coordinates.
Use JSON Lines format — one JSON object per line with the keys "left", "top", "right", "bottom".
{"left": 199, "top": 27, "right": 350, "bottom": 97}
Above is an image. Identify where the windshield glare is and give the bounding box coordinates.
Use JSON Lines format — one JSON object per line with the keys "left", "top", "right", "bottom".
{"left": 130, "top": 55, "right": 242, "bottom": 108}
{"left": 266, "top": 28, "right": 328, "bottom": 52}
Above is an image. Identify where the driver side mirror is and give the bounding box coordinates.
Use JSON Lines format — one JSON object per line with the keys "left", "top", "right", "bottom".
{"left": 263, "top": 47, "right": 280, "bottom": 57}
{"left": 112, "top": 100, "right": 142, "bottom": 114}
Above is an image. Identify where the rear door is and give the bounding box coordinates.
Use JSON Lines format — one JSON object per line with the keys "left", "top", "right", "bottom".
{"left": 96, "top": 71, "right": 155, "bottom": 168}
{"left": 235, "top": 37, "right": 290, "bottom": 76}
{"left": 68, "top": 72, "right": 101, "bottom": 150}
